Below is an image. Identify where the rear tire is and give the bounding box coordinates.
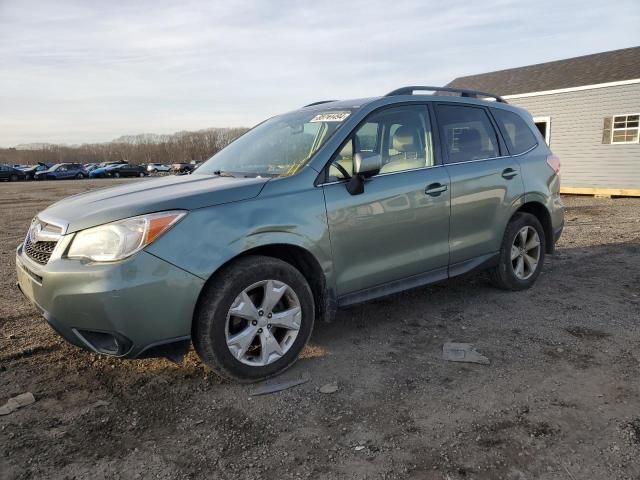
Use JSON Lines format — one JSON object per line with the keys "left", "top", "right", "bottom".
{"left": 193, "top": 255, "right": 315, "bottom": 382}
{"left": 114, "top": 172, "right": 120, "bottom": 178}
{"left": 76, "top": 173, "right": 84, "bottom": 179}
{"left": 10, "top": 174, "right": 18, "bottom": 182}
{"left": 489, "top": 212, "right": 546, "bottom": 291}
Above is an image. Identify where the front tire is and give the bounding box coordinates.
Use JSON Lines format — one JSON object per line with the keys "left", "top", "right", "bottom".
{"left": 113, "top": 172, "right": 121, "bottom": 178}
{"left": 193, "top": 255, "right": 315, "bottom": 382}
{"left": 489, "top": 212, "right": 545, "bottom": 291}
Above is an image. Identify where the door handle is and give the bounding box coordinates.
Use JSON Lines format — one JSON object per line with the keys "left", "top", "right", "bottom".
{"left": 425, "top": 183, "right": 448, "bottom": 196}
{"left": 501, "top": 168, "right": 519, "bottom": 179}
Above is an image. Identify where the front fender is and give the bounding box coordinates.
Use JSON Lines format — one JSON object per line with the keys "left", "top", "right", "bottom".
{"left": 146, "top": 180, "right": 333, "bottom": 287}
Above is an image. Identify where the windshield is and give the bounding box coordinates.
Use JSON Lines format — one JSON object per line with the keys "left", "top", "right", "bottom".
{"left": 197, "top": 109, "right": 352, "bottom": 177}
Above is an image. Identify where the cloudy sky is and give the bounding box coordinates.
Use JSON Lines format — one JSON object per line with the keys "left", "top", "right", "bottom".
{"left": 0, "top": 0, "right": 638, "bottom": 147}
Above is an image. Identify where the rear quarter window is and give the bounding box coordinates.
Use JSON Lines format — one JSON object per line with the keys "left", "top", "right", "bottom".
{"left": 492, "top": 109, "right": 538, "bottom": 155}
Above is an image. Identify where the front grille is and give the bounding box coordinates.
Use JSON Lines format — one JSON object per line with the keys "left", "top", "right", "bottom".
{"left": 23, "top": 218, "right": 63, "bottom": 265}
{"left": 24, "top": 236, "right": 57, "bottom": 265}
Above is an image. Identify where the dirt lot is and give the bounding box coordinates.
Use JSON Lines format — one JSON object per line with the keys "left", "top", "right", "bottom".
{"left": 1, "top": 179, "right": 639, "bottom": 480}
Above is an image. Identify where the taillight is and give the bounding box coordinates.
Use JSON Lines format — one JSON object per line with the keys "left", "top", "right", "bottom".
{"left": 546, "top": 153, "right": 560, "bottom": 175}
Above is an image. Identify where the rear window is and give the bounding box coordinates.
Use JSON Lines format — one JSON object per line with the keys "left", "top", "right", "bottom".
{"left": 492, "top": 109, "right": 538, "bottom": 155}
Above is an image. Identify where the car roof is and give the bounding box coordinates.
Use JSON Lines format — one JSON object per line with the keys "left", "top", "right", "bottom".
{"left": 299, "top": 87, "right": 529, "bottom": 117}
{"left": 300, "top": 98, "right": 377, "bottom": 111}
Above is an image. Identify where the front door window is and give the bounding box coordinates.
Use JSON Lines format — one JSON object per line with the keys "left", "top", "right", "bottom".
{"left": 328, "top": 105, "right": 435, "bottom": 180}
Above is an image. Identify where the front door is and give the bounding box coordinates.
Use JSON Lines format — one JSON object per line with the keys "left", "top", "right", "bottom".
{"left": 322, "top": 104, "right": 451, "bottom": 298}
{"left": 435, "top": 103, "right": 524, "bottom": 266}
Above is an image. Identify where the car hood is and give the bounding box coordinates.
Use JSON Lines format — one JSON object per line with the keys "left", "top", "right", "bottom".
{"left": 38, "top": 173, "right": 270, "bottom": 233}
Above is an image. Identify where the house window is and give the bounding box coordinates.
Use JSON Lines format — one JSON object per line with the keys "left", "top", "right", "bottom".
{"left": 533, "top": 117, "right": 551, "bottom": 145}
{"left": 605, "top": 114, "right": 639, "bottom": 144}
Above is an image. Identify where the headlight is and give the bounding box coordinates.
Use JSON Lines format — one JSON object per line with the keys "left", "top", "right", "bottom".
{"left": 67, "top": 211, "right": 186, "bottom": 262}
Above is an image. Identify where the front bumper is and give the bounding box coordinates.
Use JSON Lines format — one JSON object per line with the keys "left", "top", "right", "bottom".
{"left": 16, "top": 243, "right": 204, "bottom": 358}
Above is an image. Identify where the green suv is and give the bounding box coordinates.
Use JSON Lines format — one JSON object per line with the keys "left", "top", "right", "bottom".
{"left": 16, "top": 86, "right": 564, "bottom": 381}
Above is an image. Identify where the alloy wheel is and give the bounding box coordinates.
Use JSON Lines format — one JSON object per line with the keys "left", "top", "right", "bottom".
{"left": 511, "top": 226, "right": 541, "bottom": 280}
{"left": 225, "top": 280, "right": 302, "bottom": 366}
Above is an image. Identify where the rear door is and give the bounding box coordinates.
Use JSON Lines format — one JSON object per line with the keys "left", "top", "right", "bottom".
{"left": 435, "top": 103, "right": 524, "bottom": 267}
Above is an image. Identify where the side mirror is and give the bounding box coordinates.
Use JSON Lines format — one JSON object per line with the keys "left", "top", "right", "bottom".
{"left": 346, "top": 153, "right": 381, "bottom": 196}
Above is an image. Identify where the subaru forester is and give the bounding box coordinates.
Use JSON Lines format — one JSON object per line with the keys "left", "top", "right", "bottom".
{"left": 16, "top": 86, "right": 564, "bottom": 381}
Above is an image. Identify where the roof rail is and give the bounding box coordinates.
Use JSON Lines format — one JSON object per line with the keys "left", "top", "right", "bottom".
{"left": 385, "top": 86, "right": 507, "bottom": 103}
{"left": 303, "top": 100, "right": 338, "bottom": 108}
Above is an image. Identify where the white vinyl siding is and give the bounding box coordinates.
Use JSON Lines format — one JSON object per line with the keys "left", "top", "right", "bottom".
{"left": 509, "top": 83, "right": 640, "bottom": 189}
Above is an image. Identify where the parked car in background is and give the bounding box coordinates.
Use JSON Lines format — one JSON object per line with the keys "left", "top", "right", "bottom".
{"left": 0, "top": 164, "right": 27, "bottom": 181}
{"left": 171, "top": 162, "right": 194, "bottom": 174}
{"left": 89, "top": 164, "right": 117, "bottom": 178}
{"left": 18, "top": 162, "right": 51, "bottom": 180}
{"left": 15, "top": 86, "right": 564, "bottom": 381}
{"left": 146, "top": 163, "right": 171, "bottom": 173}
{"left": 34, "top": 163, "right": 88, "bottom": 180}
{"left": 108, "top": 164, "right": 148, "bottom": 178}
{"left": 88, "top": 161, "right": 127, "bottom": 178}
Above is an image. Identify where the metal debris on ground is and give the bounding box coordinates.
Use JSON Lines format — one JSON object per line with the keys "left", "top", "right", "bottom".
{"left": 319, "top": 382, "right": 339, "bottom": 394}
{"left": 0, "top": 392, "right": 36, "bottom": 415}
{"left": 250, "top": 376, "right": 310, "bottom": 396}
{"left": 442, "top": 342, "right": 490, "bottom": 365}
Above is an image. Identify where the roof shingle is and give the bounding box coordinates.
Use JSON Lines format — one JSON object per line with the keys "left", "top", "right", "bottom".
{"left": 447, "top": 47, "right": 640, "bottom": 96}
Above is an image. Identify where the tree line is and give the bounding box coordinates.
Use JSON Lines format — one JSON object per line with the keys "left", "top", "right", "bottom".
{"left": 0, "top": 127, "right": 249, "bottom": 166}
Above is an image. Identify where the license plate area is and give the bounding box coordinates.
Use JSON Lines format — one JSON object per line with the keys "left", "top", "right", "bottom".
{"left": 16, "top": 258, "right": 41, "bottom": 305}
{"left": 17, "top": 257, "right": 43, "bottom": 285}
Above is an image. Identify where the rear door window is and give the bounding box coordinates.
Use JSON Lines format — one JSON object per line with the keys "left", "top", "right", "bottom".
{"left": 436, "top": 104, "right": 500, "bottom": 164}
{"left": 492, "top": 108, "right": 538, "bottom": 155}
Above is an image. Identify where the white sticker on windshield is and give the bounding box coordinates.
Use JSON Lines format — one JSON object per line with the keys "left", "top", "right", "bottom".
{"left": 310, "top": 111, "right": 351, "bottom": 123}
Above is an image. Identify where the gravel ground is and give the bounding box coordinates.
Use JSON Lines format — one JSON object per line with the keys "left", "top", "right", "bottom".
{"left": 1, "top": 179, "right": 639, "bottom": 480}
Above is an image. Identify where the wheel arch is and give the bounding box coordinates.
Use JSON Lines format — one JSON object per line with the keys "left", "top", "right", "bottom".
{"left": 193, "top": 243, "right": 334, "bottom": 338}
{"left": 513, "top": 201, "right": 554, "bottom": 254}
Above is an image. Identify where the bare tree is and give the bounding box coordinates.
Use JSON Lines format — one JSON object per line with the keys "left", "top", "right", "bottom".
{"left": 1, "top": 127, "right": 249, "bottom": 166}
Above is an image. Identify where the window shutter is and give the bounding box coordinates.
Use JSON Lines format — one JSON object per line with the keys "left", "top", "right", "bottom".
{"left": 602, "top": 116, "right": 612, "bottom": 144}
